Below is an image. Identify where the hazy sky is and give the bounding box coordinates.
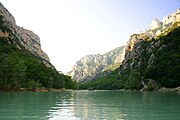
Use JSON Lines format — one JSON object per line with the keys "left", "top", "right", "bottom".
{"left": 1, "top": 0, "right": 180, "bottom": 73}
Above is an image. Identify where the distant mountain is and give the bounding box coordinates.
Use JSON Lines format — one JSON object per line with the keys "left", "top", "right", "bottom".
{"left": 67, "top": 46, "right": 125, "bottom": 82}
{"left": 78, "top": 8, "right": 180, "bottom": 90}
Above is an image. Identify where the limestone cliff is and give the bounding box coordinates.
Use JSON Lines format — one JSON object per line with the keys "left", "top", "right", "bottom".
{"left": 0, "top": 2, "right": 51, "bottom": 66}
{"left": 77, "top": 8, "right": 180, "bottom": 90}
{"left": 119, "top": 8, "right": 180, "bottom": 74}
{"left": 116, "top": 8, "right": 180, "bottom": 90}
{"left": 67, "top": 46, "right": 125, "bottom": 82}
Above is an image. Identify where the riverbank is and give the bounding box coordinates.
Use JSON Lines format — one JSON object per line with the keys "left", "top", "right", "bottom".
{"left": 84, "top": 86, "right": 180, "bottom": 92}
{"left": 158, "top": 87, "right": 180, "bottom": 92}
{"left": 1, "top": 86, "right": 180, "bottom": 92}
{"left": 0, "top": 87, "right": 74, "bottom": 92}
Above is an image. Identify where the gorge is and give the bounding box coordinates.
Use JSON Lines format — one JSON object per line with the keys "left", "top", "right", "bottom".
{"left": 0, "top": 2, "right": 180, "bottom": 91}
{"left": 0, "top": 1, "right": 180, "bottom": 120}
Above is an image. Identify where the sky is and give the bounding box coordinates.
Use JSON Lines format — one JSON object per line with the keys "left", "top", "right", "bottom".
{"left": 1, "top": 0, "right": 180, "bottom": 73}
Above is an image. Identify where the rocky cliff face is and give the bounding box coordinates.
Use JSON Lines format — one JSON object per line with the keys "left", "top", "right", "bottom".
{"left": 0, "top": 3, "right": 50, "bottom": 66}
{"left": 119, "top": 8, "right": 180, "bottom": 74}
{"left": 76, "top": 8, "right": 180, "bottom": 90}
{"left": 68, "top": 46, "right": 125, "bottom": 82}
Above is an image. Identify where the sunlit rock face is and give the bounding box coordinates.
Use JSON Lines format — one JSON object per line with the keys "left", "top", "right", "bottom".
{"left": 0, "top": 2, "right": 51, "bottom": 66}
{"left": 148, "top": 8, "right": 180, "bottom": 31}
{"left": 68, "top": 8, "right": 180, "bottom": 82}
{"left": 119, "top": 8, "right": 180, "bottom": 74}
{"left": 67, "top": 46, "right": 126, "bottom": 82}
{"left": 162, "top": 8, "right": 180, "bottom": 25}
{"left": 149, "top": 18, "right": 162, "bottom": 30}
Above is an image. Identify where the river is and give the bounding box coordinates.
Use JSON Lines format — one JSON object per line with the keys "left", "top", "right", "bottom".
{"left": 0, "top": 90, "right": 180, "bottom": 120}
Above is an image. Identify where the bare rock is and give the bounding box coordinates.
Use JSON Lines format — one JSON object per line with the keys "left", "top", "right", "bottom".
{"left": 67, "top": 46, "right": 125, "bottom": 82}
{"left": 0, "top": 2, "right": 51, "bottom": 66}
{"left": 149, "top": 18, "right": 162, "bottom": 30}
{"left": 148, "top": 53, "right": 155, "bottom": 65}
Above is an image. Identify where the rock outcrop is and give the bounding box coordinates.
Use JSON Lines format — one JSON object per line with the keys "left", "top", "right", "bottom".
{"left": 116, "top": 8, "right": 180, "bottom": 90}
{"left": 67, "top": 46, "right": 125, "bottom": 82}
{"left": 69, "top": 8, "right": 180, "bottom": 84}
{"left": 149, "top": 18, "right": 162, "bottom": 30}
{"left": 0, "top": 2, "right": 51, "bottom": 66}
{"left": 119, "top": 8, "right": 180, "bottom": 74}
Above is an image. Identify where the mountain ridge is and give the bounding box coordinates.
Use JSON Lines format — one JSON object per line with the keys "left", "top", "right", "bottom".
{"left": 78, "top": 8, "right": 180, "bottom": 90}
{"left": 67, "top": 46, "right": 126, "bottom": 82}
{"left": 120, "top": 8, "right": 180, "bottom": 74}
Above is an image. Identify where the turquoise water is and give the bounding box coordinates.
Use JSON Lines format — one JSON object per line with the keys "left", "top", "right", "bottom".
{"left": 0, "top": 91, "right": 180, "bottom": 120}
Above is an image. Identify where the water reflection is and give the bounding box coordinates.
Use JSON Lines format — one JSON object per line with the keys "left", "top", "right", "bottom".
{"left": 0, "top": 92, "right": 57, "bottom": 120}
{"left": 0, "top": 91, "right": 74, "bottom": 120}
{"left": 48, "top": 91, "right": 127, "bottom": 120}
{"left": 71, "top": 91, "right": 127, "bottom": 120}
{"left": 48, "top": 91, "right": 180, "bottom": 120}
{"left": 1, "top": 91, "right": 180, "bottom": 120}
{"left": 48, "top": 92, "right": 79, "bottom": 120}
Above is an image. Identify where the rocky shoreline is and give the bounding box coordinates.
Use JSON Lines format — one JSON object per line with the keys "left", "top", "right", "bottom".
{"left": 158, "top": 87, "right": 180, "bottom": 92}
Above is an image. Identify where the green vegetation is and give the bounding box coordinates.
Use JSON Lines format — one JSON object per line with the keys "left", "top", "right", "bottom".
{"left": 78, "top": 69, "right": 142, "bottom": 90}
{"left": 0, "top": 16, "right": 76, "bottom": 91}
{"left": 78, "top": 69, "right": 122, "bottom": 90}
{"left": 78, "top": 26, "right": 180, "bottom": 90}
{"left": 102, "top": 63, "right": 121, "bottom": 71}
{"left": 144, "top": 27, "right": 180, "bottom": 87}
{"left": 0, "top": 39, "right": 77, "bottom": 91}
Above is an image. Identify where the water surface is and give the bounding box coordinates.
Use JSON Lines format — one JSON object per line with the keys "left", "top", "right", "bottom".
{"left": 0, "top": 91, "right": 180, "bottom": 120}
